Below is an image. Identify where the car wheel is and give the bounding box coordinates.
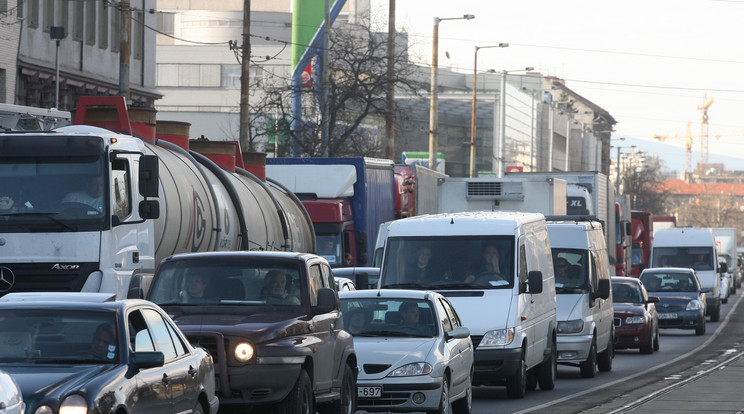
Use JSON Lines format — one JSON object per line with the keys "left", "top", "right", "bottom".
{"left": 537, "top": 339, "right": 556, "bottom": 391}
{"left": 580, "top": 337, "right": 598, "bottom": 378}
{"left": 452, "top": 366, "right": 472, "bottom": 414}
{"left": 193, "top": 400, "right": 205, "bottom": 414}
{"left": 653, "top": 326, "right": 660, "bottom": 352}
{"left": 276, "top": 369, "right": 314, "bottom": 414}
{"left": 695, "top": 318, "right": 706, "bottom": 336}
{"left": 505, "top": 352, "right": 527, "bottom": 398}
{"left": 711, "top": 305, "right": 721, "bottom": 322}
{"left": 427, "top": 377, "right": 450, "bottom": 414}
{"left": 640, "top": 329, "right": 654, "bottom": 354}
{"left": 318, "top": 364, "right": 356, "bottom": 414}
{"left": 598, "top": 331, "right": 613, "bottom": 372}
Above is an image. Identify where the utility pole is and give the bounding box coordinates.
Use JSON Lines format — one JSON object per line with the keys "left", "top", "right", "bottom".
{"left": 384, "top": 0, "right": 396, "bottom": 160}
{"left": 321, "top": 0, "right": 330, "bottom": 157}
{"left": 239, "top": 0, "right": 251, "bottom": 151}
{"left": 118, "top": 0, "right": 131, "bottom": 103}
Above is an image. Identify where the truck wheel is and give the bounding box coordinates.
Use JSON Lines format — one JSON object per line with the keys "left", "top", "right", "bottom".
{"left": 537, "top": 340, "right": 556, "bottom": 391}
{"left": 318, "top": 364, "right": 356, "bottom": 414}
{"left": 276, "top": 369, "right": 313, "bottom": 414}
{"left": 452, "top": 365, "right": 473, "bottom": 414}
{"left": 580, "top": 338, "right": 598, "bottom": 378}
{"left": 598, "top": 331, "right": 614, "bottom": 372}
{"left": 427, "top": 377, "right": 450, "bottom": 414}
{"left": 710, "top": 305, "right": 721, "bottom": 322}
{"left": 505, "top": 354, "right": 527, "bottom": 399}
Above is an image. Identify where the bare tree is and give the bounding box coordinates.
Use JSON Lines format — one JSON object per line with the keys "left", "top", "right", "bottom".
{"left": 621, "top": 155, "right": 670, "bottom": 214}
{"left": 250, "top": 19, "right": 427, "bottom": 157}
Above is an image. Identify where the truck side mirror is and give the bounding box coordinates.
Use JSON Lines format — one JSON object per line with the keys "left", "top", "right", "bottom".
{"left": 596, "top": 278, "right": 611, "bottom": 300}
{"left": 139, "top": 200, "right": 160, "bottom": 219}
{"left": 625, "top": 222, "right": 632, "bottom": 236}
{"left": 522, "top": 270, "right": 543, "bottom": 294}
{"left": 139, "top": 155, "right": 159, "bottom": 198}
{"left": 315, "top": 287, "right": 338, "bottom": 314}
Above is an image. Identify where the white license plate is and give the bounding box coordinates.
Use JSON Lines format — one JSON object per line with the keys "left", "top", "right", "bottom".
{"left": 658, "top": 313, "right": 678, "bottom": 319}
{"left": 358, "top": 386, "right": 382, "bottom": 398}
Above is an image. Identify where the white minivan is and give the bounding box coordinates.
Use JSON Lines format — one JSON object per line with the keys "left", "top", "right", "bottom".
{"left": 651, "top": 228, "right": 723, "bottom": 321}
{"left": 377, "top": 211, "right": 557, "bottom": 398}
{"left": 546, "top": 218, "right": 614, "bottom": 378}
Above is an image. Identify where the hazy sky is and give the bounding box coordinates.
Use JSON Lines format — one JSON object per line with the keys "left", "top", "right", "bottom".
{"left": 369, "top": 0, "right": 744, "bottom": 171}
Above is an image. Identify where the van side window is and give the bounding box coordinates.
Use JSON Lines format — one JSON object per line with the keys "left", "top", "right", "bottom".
{"left": 518, "top": 245, "right": 528, "bottom": 284}
{"left": 590, "top": 252, "right": 600, "bottom": 290}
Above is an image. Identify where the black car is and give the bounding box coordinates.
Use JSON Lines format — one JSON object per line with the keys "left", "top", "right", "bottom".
{"left": 639, "top": 267, "right": 707, "bottom": 335}
{"left": 0, "top": 292, "right": 219, "bottom": 414}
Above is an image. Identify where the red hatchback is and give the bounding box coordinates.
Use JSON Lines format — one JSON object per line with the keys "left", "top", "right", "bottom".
{"left": 612, "top": 276, "right": 660, "bottom": 354}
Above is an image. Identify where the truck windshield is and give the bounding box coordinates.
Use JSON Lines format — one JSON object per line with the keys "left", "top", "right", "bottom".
{"left": 317, "top": 233, "right": 342, "bottom": 266}
{"left": 0, "top": 151, "right": 107, "bottom": 232}
{"left": 149, "top": 258, "right": 306, "bottom": 307}
{"left": 653, "top": 247, "right": 715, "bottom": 271}
{"left": 380, "top": 236, "right": 514, "bottom": 290}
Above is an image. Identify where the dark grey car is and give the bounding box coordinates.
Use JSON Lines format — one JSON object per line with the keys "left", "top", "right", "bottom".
{"left": 639, "top": 267, "right": 707, "bottom": 335}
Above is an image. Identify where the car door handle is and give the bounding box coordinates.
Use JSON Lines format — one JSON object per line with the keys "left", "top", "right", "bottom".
{"left": 162, "top": 373, "right": 170, "bottom": 385}
{"left": 188, "top": 366, "right": 197, "bottom": 378}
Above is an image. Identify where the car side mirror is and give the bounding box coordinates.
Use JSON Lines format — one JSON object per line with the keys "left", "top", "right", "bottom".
{"left": 314, "top": 287, "right": 338, "bottom": 314}
{"left": 132, "top": 351, "right": 164, "bottom": 369}
{"left": 595, "top": 278, "right": 611, "bottom": 300}
{"left": 719, "top": 262, "right": 728, "bottom": 274}
{"left": 445, "top": 326, "right": 470, "bottom": 340}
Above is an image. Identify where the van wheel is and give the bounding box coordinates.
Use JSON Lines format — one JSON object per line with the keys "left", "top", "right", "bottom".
{"left": 598, "top": 331, "right": 613, "bottom": 372}
{"left": 537, "top": 340, "right": 556, "bottom": 390}
{"left": 580, "top": 338, "right": 598, "bottom": 378}
{"left": 526, "top": 369, "right": 537, "bottom": 391}
{"left": 275, "top": 369, "right": 313, "bottom": 414}
{"left": 505, "top": 353, "right": 527, "bottom": 398}
{"left": 710, "top": 305, "right": 721, "bottom": 322}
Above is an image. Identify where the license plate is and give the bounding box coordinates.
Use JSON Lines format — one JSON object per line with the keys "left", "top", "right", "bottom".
{"left": 358, "top": 386, "right": 382, "bottom": 398}
{"left": 658, "top": 313, "right": 678, "bottom": 319}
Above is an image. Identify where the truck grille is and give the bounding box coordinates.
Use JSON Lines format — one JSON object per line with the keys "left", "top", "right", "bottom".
{"left": 0, "top": 262, "right": 97, "bottom": 297}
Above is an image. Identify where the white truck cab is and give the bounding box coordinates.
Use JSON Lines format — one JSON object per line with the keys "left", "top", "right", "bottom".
{"left": 377, "top": 211, "right": 557, "bottom": 398}
{"left": 651, "top": 228, "right": 723, "bottom": 321}
{"left": 546, "top": 218, "right": 614, "bottom": 378}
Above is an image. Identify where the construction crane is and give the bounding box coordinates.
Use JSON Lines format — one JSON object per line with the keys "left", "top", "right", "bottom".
{"left": 653, "top": 94, "right": 713, "bottom": 173}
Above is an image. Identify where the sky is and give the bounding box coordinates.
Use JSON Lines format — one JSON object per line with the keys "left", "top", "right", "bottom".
{"left": 368, "top": 0, "right": 744, "bottom": 173}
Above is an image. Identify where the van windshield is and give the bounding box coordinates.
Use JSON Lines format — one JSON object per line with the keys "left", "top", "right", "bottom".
{"left": 652, "top": 247, "right": 714, "bottom": 271}
{"left": 379, "top": 236, "right": 515, "bottom": 290}
{"left": 552, "top": 248, "right": 588, "bottom": 292}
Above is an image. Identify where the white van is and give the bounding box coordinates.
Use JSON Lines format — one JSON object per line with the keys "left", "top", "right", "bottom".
{"left": 651, "top": 228, "right": 722, "bottom": 321}
{"left": 377, "top": 211, "right": 557, "bottom": 398}
{"left": 546, "top": 218, "right": 614, "bottom": 378}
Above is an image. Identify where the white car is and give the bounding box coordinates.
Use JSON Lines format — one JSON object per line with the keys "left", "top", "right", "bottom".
{"left": 339, "top": 289, "right": 474, "bottom": 414}
{"left": 721, "top": 273, "right": 730, "bottom": 304}
{"left": 335, "top": 276, "right": 357, "bottom": 292}
{"left": 0, "top": 369, "right": 23, "bottom": 414}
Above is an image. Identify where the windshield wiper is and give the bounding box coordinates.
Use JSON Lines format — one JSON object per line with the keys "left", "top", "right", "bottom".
{"left": 380, "top": 283, "right": 427, "bottom": 289}
{"left": 1, "top": 211, "right": 77, "bottom": 231}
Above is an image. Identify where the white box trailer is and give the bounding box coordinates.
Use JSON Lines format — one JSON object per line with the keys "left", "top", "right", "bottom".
{"left": 436, "top": 176, "right": 567, "bottom": 215}
{"left": 713, "top": 227, "right": 739, "bottom": 290}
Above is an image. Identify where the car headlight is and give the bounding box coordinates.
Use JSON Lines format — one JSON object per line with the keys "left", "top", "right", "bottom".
{"left": 34, "top": 406, "right": 53, "bottom": 414}
{"left": 234, "top": 342, "right": 255, "bottom": 363}
{"left": 387, "top": 362, "right": 432, "bottom": 377}
{"left": 59, "top": 394, "right": 88, "bottom": 414}
{"left": 480, "top": 328, "right": 515, "bottom": 346}
{"left": 624, "top": 316, "right": 645, "bottom": 324}
{"left": 557, "top": 319, "right": 585, "bottom": 334}
{"left": 687, "top": 300, "right": 704, "bottom": 311}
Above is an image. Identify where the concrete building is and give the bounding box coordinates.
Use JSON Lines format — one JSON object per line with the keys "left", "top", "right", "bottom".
{"left": 0, "top": 0, "right": 21, "bottom": 104}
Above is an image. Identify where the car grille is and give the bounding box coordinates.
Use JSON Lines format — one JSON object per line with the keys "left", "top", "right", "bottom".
{"left": 658, "top": 304, "right": 685, "bottom": 312}
{"left": 363, "top": 364, "right": 391, "bottom": 374}
{"left": 358, "top": 391, "right": 410, "bottom": 408}
{"left": 187, "top": 334, "right": 230, "bottom": 364}
{"left": 614, "top": 317, "right": 621, "bottom": 327}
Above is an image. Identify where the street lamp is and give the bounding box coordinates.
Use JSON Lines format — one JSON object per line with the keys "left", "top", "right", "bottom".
{"left": 428, "top": 14, "right": 475, "bottom": 173}
{"left": 613, "top": 137, "right": 636, "bottom": 194}
{"left": 497, "top": 67, "right": 534, "bottom": 177}
{"left": 469, "top": 43, "right": 508, "bottom": 178}
{"left": 50, "top": 26, "right": 65, "bottom": 109}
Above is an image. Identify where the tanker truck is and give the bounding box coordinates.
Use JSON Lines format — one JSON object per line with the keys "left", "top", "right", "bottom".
{"left": 0, "top": 96, "right": 315, "bottom": 299}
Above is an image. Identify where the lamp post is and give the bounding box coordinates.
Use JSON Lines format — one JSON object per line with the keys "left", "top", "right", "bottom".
{"left": 428, "top": 14, "right": 475, "bottom": 173}
{"left": 469, "top": 43, "right": 508, "bottom": 178}
{"left": 613, "top": 138, "right": 636, "bottom": 194}
{"left": 50, "top": 26, "right": 65, "bottom": 109}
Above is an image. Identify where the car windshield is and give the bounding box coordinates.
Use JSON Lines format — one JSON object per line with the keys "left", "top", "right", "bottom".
{"left": 612, "top": 282, "right": 643, "bottom": 303}
{"left": 0, "top": 309, "right": 117, "bottom": 363}
{"left": 380, "top": 236, "right": 515, "bottom": 290}
{"left": 340, "top": 297, "right": 438, "bottom": 338}
{"left": 149, "top": 258, "right": 306, "bottom": 308}
{"left": 640, "top": 272, "right": 697, "bottom": 292}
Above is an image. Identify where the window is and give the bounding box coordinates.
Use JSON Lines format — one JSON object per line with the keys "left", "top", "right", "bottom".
{"left": 59, "top": 0, "right": 69, "bottom": 30}
{"left": 28, "top": 0, "right": 39, "bottom": 29}
{"left": 72, "top": 0, "right": 83, "bottom": 41}
{"left": 308, "top": 265, "right": 322, "bottom": 306}
{"left": 435, "top": 299, "right": 453, "bottom": 333}
{"left": 111, "top": 158, "right": 131, "bottom": 220}
{"left": 85, "top": 0, "right": 96, "bottom": 45}
{"left": 98, "top": 0, "right": 108, "bottom": 49}
{"left": 111, "top": 3, "right": 120, "bottom": 53}
{"left": 43, "top": 0, "right": 53, "bottom": 32}
{"left": 518, "top": 244, "right": 528, "bottom": 285}
{"left": 133, "top": 9, "right": 143, "bottom": 59}
{"left": 166, "top": 320, "right": 187, "bottom": 356}
{"left": 157, "top": 64, "right": 179, "bottom": 87}
{"left": 440, "top": 298, "right": 462, "bottom": 328}
{"left": 129, "top": 311, "right": 154, "bottom": 352}
{"left": 141, "top": 309, "right": 178, "bottom": 361}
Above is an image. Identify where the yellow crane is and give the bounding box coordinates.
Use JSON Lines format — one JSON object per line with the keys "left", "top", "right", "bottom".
{"left": 653, "top": 94, "right": 713, "bottom": 173}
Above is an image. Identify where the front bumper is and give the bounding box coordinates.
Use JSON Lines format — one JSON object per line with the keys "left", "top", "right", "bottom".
{"left": 557, "top": 334, "right": 593, "bottom": 363}
{"left": 356, "top": 375, "right": 443, "bottom": 412}
{"left": 472, "top": 347, "right": 522, "bottom": 386}
{"left": 657, "top": 310, "right": 705, "bottom": 330}
{"left": 614, "top": 322, "right": 652, "bottom": 349}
